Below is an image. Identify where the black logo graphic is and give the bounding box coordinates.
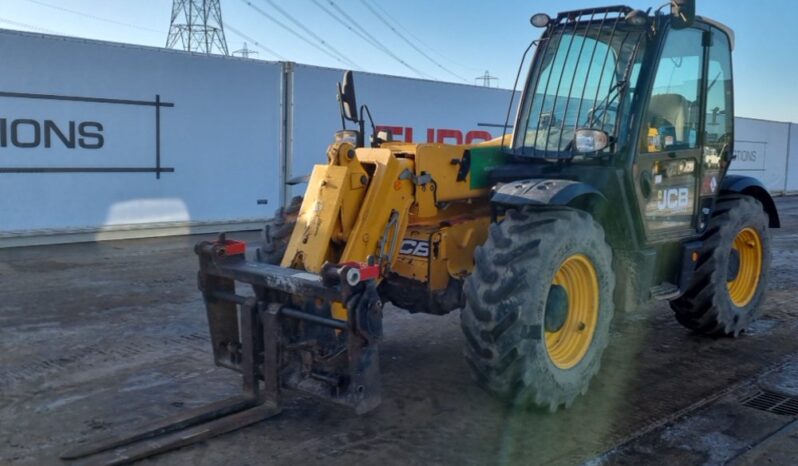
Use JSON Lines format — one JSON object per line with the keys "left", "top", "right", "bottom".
{"left": 0, "top": 92, "right": 174, "bottom": 178}
{"left": 0, "top": 119, "right": 104, "bottom": 149}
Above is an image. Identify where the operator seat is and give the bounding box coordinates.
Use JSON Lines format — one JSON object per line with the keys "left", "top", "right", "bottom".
{"left": 647, "top": 93, "right": 689, "bottom": 142}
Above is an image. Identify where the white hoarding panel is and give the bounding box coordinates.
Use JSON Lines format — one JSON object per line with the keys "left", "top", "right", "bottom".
{"left": 4, "top": 29, "right": 795, "bottom": 248}
{"left": 729, "top": 117, "right": 790, "bottom": 193}
{"left": 0, "top": 29, "right": 281, "bottom": 243}
{"left": 731, "top": 141, "right": 767, "bottom": 171}
{"left": 290, "top": 64, "right": 515, "bottom": 195}
{"left": 786, "top": 123, "right": 798, "bottom": 193}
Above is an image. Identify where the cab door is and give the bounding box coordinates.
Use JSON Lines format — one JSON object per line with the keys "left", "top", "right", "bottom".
{"left": 635, "top": 26, "right": 706, "bottom": 240}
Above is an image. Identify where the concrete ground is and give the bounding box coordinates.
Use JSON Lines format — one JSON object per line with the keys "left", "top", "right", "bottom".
{"left": 2, "top": 198, "right": 798, "bottom": 466}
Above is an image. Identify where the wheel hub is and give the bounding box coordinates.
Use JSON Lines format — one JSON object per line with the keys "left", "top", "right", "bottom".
{"left": 544, "top": 254, "right": 600, "bottom": 370}
{"left": 727, "top": 227, "right": 763, "bottom": 307}
{"left": 545, "top": 285, "right": 569, "bottom": 332}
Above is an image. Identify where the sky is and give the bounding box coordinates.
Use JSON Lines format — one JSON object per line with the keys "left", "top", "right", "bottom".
{"left": 0, "top": 0, "right": 795, "bottom": 122}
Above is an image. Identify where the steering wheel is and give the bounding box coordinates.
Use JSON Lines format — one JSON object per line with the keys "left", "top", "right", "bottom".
{"left": 717, "top": 133, "right": 732, "bottom": 164}
{"left": 586, "top": 102, "right": 619, "bottom": 129}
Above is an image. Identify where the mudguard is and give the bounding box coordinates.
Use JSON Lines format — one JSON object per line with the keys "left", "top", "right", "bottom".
{"left": 720, "top": 175, "right": 780, "bottom": 228}
{"left": 491, "top": 178, "right": 606, "bottom": 207}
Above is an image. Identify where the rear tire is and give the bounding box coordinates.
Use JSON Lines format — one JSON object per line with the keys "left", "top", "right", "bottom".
{"left": 670, "top": 195, "right": 771, "bottom": 336}
{"left": 460, "top": 208, "right": 615, "bottom": 411}
{"left": 256, "top": 196, "right": 302, "bottom": 265}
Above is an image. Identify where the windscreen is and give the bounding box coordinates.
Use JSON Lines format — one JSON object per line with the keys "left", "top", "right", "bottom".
{"left": 514, "top": 16, "right": 647, "bottom": 157}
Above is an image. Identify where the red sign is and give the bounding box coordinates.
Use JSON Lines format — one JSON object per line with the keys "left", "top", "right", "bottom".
{"left": 376, "top": 126, "right": 493, "bottom": 145}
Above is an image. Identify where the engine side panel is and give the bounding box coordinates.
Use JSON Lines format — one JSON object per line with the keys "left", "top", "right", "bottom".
{"left": 386, "top": 204, "right": 491, "bottom": 314}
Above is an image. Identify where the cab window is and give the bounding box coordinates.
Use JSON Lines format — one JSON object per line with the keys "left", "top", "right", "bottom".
{"left": 703, "top": 29, "right": 733, "bottom": 170}
{"left": 641, "top": 28, "right": 705, "bottom": 153}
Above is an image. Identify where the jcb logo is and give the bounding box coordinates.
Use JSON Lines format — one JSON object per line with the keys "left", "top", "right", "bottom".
{"left": 399, "top": 239, "right": 430, "bottom": 257}
{"left": 657, "top": 187, "right": 690, "bottom": 210}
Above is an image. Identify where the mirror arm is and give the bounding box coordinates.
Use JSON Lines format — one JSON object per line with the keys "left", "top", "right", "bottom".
{"left": 360, "top": 105, "right": 378, "bottom": 148}
{"left": 337, "top": 83, "right": 347, "bottom": 131}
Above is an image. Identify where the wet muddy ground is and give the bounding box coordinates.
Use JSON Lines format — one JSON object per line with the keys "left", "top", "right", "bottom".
{"left": 2, "top": 197, "right": 798, "bottom": 465}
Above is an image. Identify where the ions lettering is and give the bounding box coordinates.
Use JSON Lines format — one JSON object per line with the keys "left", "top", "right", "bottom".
{"left": 0, "top": 119, "right": 104, "bottom": 149}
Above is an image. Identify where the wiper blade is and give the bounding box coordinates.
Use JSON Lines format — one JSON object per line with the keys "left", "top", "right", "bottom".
{"left": 587, "top": 34, "right": 643, "bottom": 129}
{"left": 588, "top": 79, "right": 627, "bottom": 127}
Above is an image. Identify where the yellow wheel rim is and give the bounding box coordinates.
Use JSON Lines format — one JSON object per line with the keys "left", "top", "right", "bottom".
{"left": 545, "top": 254, "right": 600, "bottom": 369}
{"left": 727, "top": 227, "right": 763, "bottom": 307}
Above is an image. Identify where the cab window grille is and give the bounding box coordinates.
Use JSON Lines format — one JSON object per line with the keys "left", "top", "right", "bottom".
{"left": 514, "top": 7, "right": 647, "bottom": 159}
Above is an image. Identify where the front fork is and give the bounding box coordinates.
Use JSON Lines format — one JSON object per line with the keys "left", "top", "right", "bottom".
{"left": 60, "top": 236, "right": 384, "bottom": 465}
{"left": 196, "top": 235, "right": 385, "bottom": 414}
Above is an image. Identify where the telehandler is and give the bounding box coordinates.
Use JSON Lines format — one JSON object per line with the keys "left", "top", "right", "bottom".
{"left": 64, "top": 1, "right": 779, "bottom": 464}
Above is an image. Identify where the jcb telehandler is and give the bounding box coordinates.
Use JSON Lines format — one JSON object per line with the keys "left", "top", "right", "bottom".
{"left": 64, "top": 1, "right": 779, "bottom": 464}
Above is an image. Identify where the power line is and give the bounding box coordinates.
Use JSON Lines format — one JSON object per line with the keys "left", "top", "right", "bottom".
{"left": 325, "top": 0, "right": 433, "bottom": 79}
{"left": 358, "top": 0, "right": 469, "bottom": 83}
{"left": 311, "top": 0, "right": 433, "bottom": 79}
{"left": 10, "top": 1, "right": 280, "bottom": 63}
{"left": 261, "top": 0, "right": 360, "bottom": 70}
{"left": 224, "top": 22, "right": 286, "bottom": 60}
{"left": 242, "top": 0, "right": 357, "bottom": 69}
{"left": 0, "top": 17, "right": 62, "bottom": 35}
{"left": 1, "top": 7, "right": 282, "bottom": 63}
{"left": 364, "top": 0, "right": 482, "bottom": 74}
{"left": 24, "top": 0, "right": 164, "bottom": 35}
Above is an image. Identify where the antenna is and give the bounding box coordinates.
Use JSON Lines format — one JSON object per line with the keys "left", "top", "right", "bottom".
{"left": 166, "top": 0, "right": 229, "bottom": 55}
{"left": 475, "top": 70, "right": 499, "bottom": 88}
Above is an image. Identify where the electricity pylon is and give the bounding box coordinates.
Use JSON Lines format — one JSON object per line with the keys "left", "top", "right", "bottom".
{"left": 166, "top": 0, "right": 229, "bottom": 55}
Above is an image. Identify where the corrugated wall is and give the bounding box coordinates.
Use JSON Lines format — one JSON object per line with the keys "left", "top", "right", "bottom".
{"left": 1, "top": 29, "right": 796, "bottom": 247}
{"left": 289, "top": 63, "right": 514, "bottom": 199}
{"left": 0, "top": 29, "right": 283, "bottom": 246}
{"left": 0, "top": 30, "right": 516, "bottom": 247}
{"left": 729, "top": 117, "right": 792, "bottom": 193}
{"left": 787, "top": 123, "right": 798, "bottom": 193}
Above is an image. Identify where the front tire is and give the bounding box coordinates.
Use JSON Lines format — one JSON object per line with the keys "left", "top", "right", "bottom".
{"left": 670, "top": 195, "right": 771, "bottom": 336}
{"left": 461, "top": 208, "right": 615, "bottom": 411}
{"left": 256, "top": 196, "right": 302, "bottom": 265}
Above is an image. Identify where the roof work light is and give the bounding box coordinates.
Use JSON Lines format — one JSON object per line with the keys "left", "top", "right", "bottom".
{"left": 530, "top": 13, "right": 551, "bottom": 28}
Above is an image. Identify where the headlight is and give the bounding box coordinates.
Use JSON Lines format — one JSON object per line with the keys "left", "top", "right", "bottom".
{"left": 574, "top": 129, "right": 609, "bottom": 153}
{"left": 530, "top": 13, "right": 551, "bottom": 28}
{"left": 334, "top": 130, "right": 359, "bottom": 145}
{"left": 625, "top": 9, "right": 649, "bottom": 27}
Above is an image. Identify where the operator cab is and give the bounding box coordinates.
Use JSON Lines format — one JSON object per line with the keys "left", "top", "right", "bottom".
{"left": 497, "top": 0, "right": 741, "bottom": 248}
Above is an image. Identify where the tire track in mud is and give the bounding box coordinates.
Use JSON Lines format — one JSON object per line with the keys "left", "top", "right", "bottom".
{"left": 0, "top": 332, "right": 210, "bottom": 391}
{"left": 0, "top": 357, "right": 234, "bottom": 465}
{"left": 588, "top": 354, "right": 798, "bottom": 466}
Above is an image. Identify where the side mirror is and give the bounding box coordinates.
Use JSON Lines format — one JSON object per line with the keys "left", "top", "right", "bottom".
{"left": 339, "top": 71, "right": 359, "bottom": 123}
{"left": 670, "top": 0, "right": 696, "bottom": 30}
